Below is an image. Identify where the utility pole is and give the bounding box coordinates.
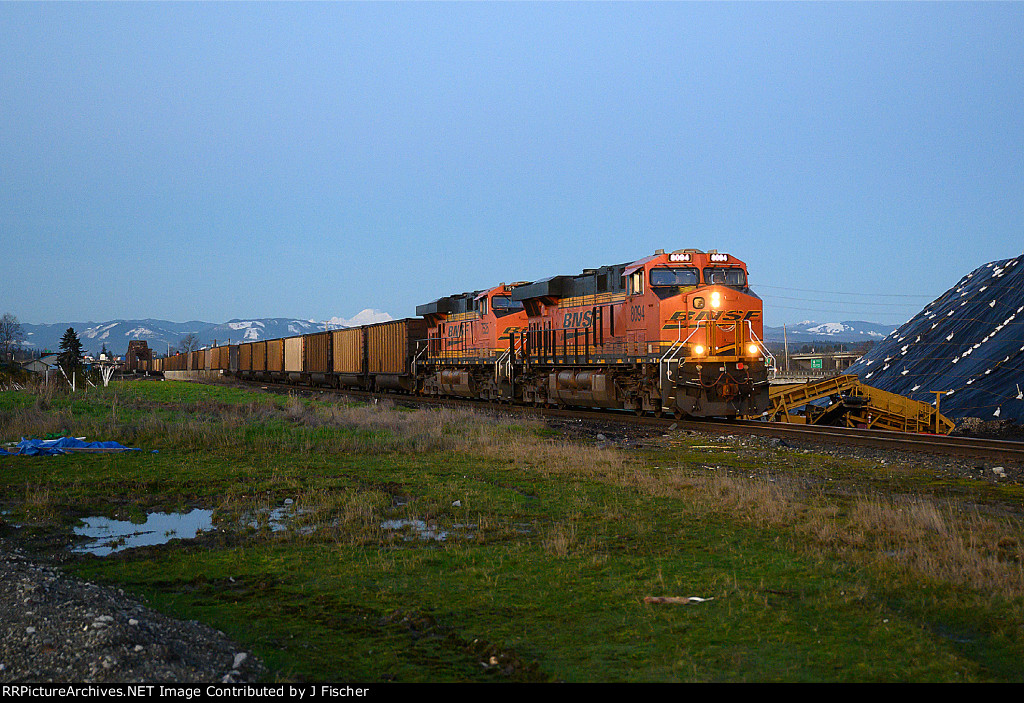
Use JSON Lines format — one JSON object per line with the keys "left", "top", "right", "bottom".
{"left": 783, "top": 324, "right": 790, "bottom": 373}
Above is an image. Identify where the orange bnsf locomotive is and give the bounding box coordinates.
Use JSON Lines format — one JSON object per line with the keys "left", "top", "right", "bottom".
{"left": 416, "top": 282, "right": 529, "bottom": 401}
{"left": 416, "top": 249, "right": 771, "bottom": 418}
{"left": 156, "top": 248, "right": 771, "bottom": 419}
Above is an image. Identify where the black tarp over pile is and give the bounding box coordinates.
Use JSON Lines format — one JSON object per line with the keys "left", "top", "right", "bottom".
{"left": 845, "top": 255, "right": 1024, "bottom": 423}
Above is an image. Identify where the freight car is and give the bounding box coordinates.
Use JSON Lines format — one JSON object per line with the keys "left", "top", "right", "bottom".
{"left": 157, "top": 248, "right": 772, "bottom": 419}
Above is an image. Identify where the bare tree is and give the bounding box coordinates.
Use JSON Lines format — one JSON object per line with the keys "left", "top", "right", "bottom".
{"left": 180, "top": 333, "right": 201, "bottom": 353}
{"left": 0, "top": 313, "right": 24, "bottom": 362}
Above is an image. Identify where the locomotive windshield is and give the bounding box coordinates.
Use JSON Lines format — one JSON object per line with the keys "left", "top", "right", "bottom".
{"left": 491, "top": 296, "right": 524, "bottom": 311}
{"left": 703, "top": 267, "right": 747, "bottom": 287}
{"left": 650, "top": 267, "right": 699, "bottom": 287}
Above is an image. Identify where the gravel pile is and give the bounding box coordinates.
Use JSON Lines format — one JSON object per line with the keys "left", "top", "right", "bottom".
{"left": 0, "top": 536, "right": 264, "bottom": 684}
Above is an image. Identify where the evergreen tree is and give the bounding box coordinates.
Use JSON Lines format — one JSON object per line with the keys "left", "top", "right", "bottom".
{"left": 58, "top": 327, "right": 83, "bottom": 375}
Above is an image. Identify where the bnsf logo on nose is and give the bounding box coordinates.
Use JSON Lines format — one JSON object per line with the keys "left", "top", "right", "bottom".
{"left": 563, "top": 311, "right": 594, "bottom": 328}
{"left": 668, "top": 310, "right": 761, "bottom": 322}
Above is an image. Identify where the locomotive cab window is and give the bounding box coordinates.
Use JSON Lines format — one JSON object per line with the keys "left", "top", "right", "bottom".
{"left": 627, "top": 270, "right": 645, "bottom": 295}
{"left": 650, "top": 267, "right": 699, "bottom": 287}
{"left": 703, "top": 267, "right": 747, "bottom": 287}
{"left": 491, "top": 296, "right": 524, "bottom": 311}
{"left": 479, "top": 298, "right": 488, "bottom": 316}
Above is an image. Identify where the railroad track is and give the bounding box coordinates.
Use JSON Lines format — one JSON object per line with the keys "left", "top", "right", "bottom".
{"left": 221, "top": 378, "right": 1024, "bottom": 465}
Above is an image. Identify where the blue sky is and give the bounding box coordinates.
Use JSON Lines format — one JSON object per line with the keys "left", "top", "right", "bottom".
{"left": 2, "top": 2, "right": 1022, "bottom": 327}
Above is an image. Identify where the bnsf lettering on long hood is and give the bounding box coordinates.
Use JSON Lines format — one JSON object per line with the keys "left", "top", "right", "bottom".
{"left": 562, "top": 310, "right": 594, "bottom": 328}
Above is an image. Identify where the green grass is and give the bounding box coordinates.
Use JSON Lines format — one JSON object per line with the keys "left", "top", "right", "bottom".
{"left": 2, "top": 380, "right": 1024, "bottom": 681}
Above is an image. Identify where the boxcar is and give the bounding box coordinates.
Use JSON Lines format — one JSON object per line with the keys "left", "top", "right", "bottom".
{"left": 366, "top": 318, "right": 427, "bottom": 392}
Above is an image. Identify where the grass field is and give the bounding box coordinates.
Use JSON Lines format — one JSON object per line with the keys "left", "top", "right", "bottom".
{"left": 2, "top": 379, "right": 1024, "bottom": 682}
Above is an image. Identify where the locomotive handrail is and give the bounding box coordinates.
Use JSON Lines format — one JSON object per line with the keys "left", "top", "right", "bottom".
{"left": 495, "top": 332, "right": 524, "bottom": 383}
{"left": 745, "top": 320, "right": 776, "bottom": 380}
{"left": 411, "top": 341, "right": 428, "bottom": 377}
{"left": 658, "top": 321, "right": 684, "bottom": 378}
{"left": 660, "top": 318, "right": 703, "bottom": 385}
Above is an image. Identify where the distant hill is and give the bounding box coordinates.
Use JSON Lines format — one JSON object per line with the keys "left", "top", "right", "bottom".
{"left": 20, "top": 313, "right": 899, "bottom": 357}
{"left": 18, "top": 310, "right": 394, "bottom": 356}
{"left": 763, "top": 320, "right": 897, "bottom": 344}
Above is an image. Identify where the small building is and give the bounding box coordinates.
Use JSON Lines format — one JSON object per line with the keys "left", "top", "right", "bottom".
{"left": 20, "top": 354, "right": 59, "bottom": 375}
{"left": 20, "top": 358, "right": 53, "bottom": 374}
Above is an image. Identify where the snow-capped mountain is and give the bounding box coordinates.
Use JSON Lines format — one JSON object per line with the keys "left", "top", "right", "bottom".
{"left": 17, "top": 309, "right": 394, "bottom": 356}
{"left": 19, "top": 312, "right": 892, "bottom": 355}
{"left": 762, "top": 320, "right": 897, "bottom": 344}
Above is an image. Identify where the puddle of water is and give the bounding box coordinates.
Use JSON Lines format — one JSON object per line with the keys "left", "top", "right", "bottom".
{"left": 71, "top": 504, "right": 479, "bottom": 555}
{"left": 252, "top": 507, "right": 291, "bottom": 532}
{"left": 381, "top": 518, "right": 448, "bottom": 541}
{"left": 72, "top": 509, "right": 214, "bottom": 556}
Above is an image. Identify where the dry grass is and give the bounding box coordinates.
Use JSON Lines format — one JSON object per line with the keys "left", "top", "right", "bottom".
{"left": 542, "top": 520, "right": 578, "bottom": 557}
{"left": 23, "top": 482, "right": 56, "bottom": 521}
{"left": 465, "top": 416, "right": 1024, "bottom": 598}
{"left": 7, "top": 383, "right": 1023, "bottom": 601}
{"left": 671, "top": 472, "right": 1024, "bottom": 598}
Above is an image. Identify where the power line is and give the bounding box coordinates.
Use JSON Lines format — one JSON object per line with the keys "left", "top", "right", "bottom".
{"left": 754, "top": 284, "right": 934, "bottom": 299}
{"left": 760, "top": 293, "right": 923, "bottom": 308}
{"left": 766, "top": 303, "right": 912, "bottom": 318}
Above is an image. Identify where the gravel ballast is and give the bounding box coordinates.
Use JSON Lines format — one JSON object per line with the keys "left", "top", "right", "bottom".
{"left": 0, "top": 537, "right": 263, "bottom": 684}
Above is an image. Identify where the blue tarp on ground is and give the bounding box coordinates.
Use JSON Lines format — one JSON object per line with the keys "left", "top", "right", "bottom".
{"left": 0, "top": 437, "right": 142, "bottom": 456}
{"left": 845, "top": 254, "right": 1024, "bottom": 423}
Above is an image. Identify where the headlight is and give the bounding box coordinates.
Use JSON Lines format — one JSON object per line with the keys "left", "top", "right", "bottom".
{"left": 693, "top": 345, "right": 705, "bottom": 355}
{"left": 711, "top": 291, "right": 721, "bottom": 308}
{"left": 747, "top": 344, "right": 758, "bottom": 356}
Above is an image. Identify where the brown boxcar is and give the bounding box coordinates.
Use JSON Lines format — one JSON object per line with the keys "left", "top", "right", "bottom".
{"left": 239, "top": 343, "right": 253, "bottom": 372}
{"left": 252, "top": 341, "right": 267, "bottom": 372}
{"left": 267, "top": 339, "right": 284, "bottom": 372}
{"left": 217, "top": 346, "right": 230, "bottom": 370}
{"left": 303, "top": 331, "right": 332, "bottom": 374}
{"left": 366, "top": 319, "right": 427, "bottom": 391}
{"left": 284, "top": 336, "right": 304, "bottom": 374}
{"left": 332, "top": 328, "right": 364, "bottom": 371}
